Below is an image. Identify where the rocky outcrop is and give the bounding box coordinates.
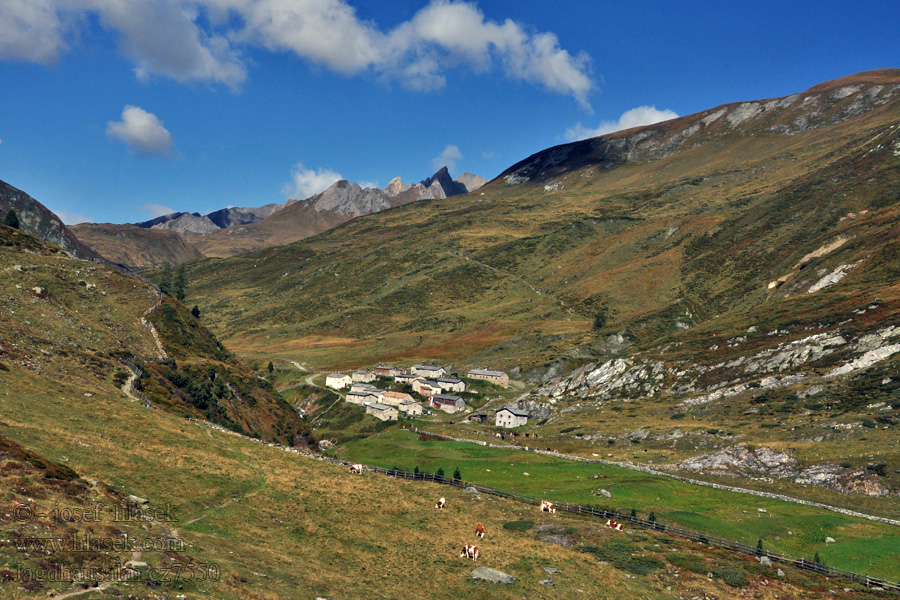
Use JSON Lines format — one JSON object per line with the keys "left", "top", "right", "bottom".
{"left": 675, "top": 444, "right": 799, "bottom": 478}
{"left": 0, "top": 178, "right": 103, "bottom": 261}
{"left": 531, "top": 324, "right": 900, "bottom": 409}
{"left": 471, "top": 567, "right": 516, "bottom": 584}
{"left": 795, "top": 464, "right": 893, "bottom": 497}
{"left": 385, "top": 166, "right": 487, "bottom": 201}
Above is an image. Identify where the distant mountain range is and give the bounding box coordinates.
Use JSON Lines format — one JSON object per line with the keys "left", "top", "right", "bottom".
{"left": 70, "top": 167, "right": 486, "bottom": 269}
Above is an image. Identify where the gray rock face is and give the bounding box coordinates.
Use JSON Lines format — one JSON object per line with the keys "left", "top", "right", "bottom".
{"left": 675, "top": 444, "right": 799, "bottom": 478}
{"left": 471, "top": 567, "right": 516, "bottom": 584}
{"left": 309, "top": 180, "right": 394, "bottom": 217}
{"left": 0, "top": 179, "right": 102, "bottom": 261}
{"left": 385, "top": 166, "right": 485, "bottom": 202}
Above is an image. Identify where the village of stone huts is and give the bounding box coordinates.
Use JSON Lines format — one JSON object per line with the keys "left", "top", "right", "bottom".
{"left": 323, "top": 365, "right": 527, "bottom": 427}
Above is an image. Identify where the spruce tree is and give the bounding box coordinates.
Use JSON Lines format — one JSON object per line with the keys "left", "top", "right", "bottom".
{"left": 3, "top": 208, "right": 19, "bottom": 229}
{"left": 191, "top": 305, "right": 200, "bottom": 318}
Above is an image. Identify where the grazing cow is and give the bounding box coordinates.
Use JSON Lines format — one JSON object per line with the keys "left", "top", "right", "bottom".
{"left": 349, "top": 464, "right": 363, "bottom": 474}
{"left": 606, "top": 519, "right": 624, "bottom": 531}
{"left": 459, "top": 544, "right": 479, "bottom": 560}
{"left": 475, "top": 522, "right": 485, "bottom": 538}
{"left": 435, "top": 497, "right": 445, "bottom": 509}
{"left": 539, "top": 500, "right": 556, "bottom": 514}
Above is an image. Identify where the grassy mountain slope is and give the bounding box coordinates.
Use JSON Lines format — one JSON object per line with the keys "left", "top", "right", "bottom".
{"left": 0, "top": 225, "right": 311, "bottom": 447}
{"left": 180, "top": 70, "right": 900, "bottom": 372}
{"left": 71, "top": 222, "right": 205, "bottom": 271}
{"left": 1, "top": 376, "right": 891, "bottom": 599}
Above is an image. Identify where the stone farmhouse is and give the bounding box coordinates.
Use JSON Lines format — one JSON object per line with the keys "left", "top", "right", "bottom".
{"left": 394, "top": 373, "right": 419, "bottom": 386}
{"left": 412, "top": 379, "right": 442, "bottom": 395}
{"left": 411, "top": 364, "right": 447, "bottom": 378}
{"left": 466, "top": 369, "right": 509, "bottom": 388}
{"left": 325, "top": 373, "right": 352, "bottom": 390}
{"left": 429, "top": 394, "right": 466, "bottom": 414}
{"left": 366, "top": 403, "right": 398, "bottom": 421}
{"left": 352, "top": 370, "right": 376, "bottom": 383}
{"left": 347, "top": 390, "right": 381, "bottom": 406}
{"left": 381, "top": 391, "right": 414, "bottom": 406}
{"left": 398, "top": 399, "right": 423, "bottom": 417}
{"left": 436, "top": 377, "right": 466, "bottom": 393}
{"left": 495, "top": 406, "right": 529, "bottom": 428}
{"left": 375, "top": 365, "right": 403, "bottom": 377}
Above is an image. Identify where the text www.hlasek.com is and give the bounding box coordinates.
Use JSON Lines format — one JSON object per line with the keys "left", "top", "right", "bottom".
{"left": 10, "top": 533, "right": 185, "bottom": 553}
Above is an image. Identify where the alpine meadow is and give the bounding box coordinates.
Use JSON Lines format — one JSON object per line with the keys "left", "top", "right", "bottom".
{"left": 3, "top": 2, "right": 900, "bottom": 598}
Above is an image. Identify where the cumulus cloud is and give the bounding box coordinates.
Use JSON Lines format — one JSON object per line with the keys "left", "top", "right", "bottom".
{"left": 432, "top": 144, "right": 463, "bottom": 172}
{"left": 0, "top": 1, "right": 593, "bottom": 104}
{"left": 0, "top": 0, "right": 69, "bottom": 64}
{"left": 565, "top": 106, "right": 679, "bottom": 141}
{"left": 106, "top": 105, "right": 176, "bottom": 157}
{"left": 141, "top": 203, "right": 176, "bottom": 218}
{"left": 282, "top": 162, "right": 342, "bottom": 199}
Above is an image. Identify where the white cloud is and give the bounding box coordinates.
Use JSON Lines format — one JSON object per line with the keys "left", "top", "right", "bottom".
{"left": 141, "top": 203, "right": 176, "bottom": 218}
{"left": 565, "top": 106, "right": 679, "bottom": 142}
{"left": 358, "top": 180, "right": 379, "bottom": 189}
{"left": 0, "top": 1, "right": 593, "bottom": 104}
{"left": 106, "top": 105, "right": 176, "bottom": 157}
{"left": 432, "top": 144, "right": 462, "bottom": 172}
{"left": 53, "top": 208, "right": 94, "bottom": 225}
{"left": 0, "top": 0, "right": 69, "bottom": 64}
{"left": 282, "top": 162, "right": 342, "bottom": 199}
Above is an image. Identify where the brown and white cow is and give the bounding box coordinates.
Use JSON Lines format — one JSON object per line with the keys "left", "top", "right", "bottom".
{"left": 539, "top": 500, "right": 556, "bottom": 513}
{"left": 475, "top": 522, "right": 485, "bottom": 538}
{"left": 435, "top": 497, "right": 445, "bottom": 509}
{"left": 349, "top": 463, "right": 363, "bottom": 474}
{"left": 606, "top": 519, "right": 624, "bottom": 531}
{"left": 459, "top": 544, "right": 479, "bottom": 561}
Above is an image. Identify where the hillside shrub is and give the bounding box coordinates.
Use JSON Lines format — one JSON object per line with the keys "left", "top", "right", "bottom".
{"left": 713, "top": 565, "right": 749, "bottom": 587}
{"left": 667, "top": 553, "right": 707, "bottom": 574}
{"left": 502, "top": 520, "right": 533, "bottom": 532}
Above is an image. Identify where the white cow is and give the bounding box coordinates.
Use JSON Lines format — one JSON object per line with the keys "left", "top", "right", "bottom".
{"left": 606, "top": 519, "right": 624, "bottom": 531}
{"left": 435, "top": 497, "right": 446, "bottom": 509}
{"left": 349, "top": 464, "right": 363, "bottom": 474}
{"left": 459, "top": 544, "right": 479, "bottom": 561}
{"left": 539, "top": 500, "right": 556, "bottom": 514}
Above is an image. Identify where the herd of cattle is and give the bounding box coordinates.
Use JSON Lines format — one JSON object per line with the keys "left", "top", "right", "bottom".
{"left": 348, "top": 463, "right": 626, "bottom": 563}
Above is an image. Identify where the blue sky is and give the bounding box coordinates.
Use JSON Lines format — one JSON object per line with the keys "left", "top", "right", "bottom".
{"left": 0, "top": 1, "right": 897, "bottom": 225}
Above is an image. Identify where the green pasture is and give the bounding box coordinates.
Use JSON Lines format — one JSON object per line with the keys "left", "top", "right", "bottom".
{"left": 337, "top": 429, "right": 900, "bottom": 581}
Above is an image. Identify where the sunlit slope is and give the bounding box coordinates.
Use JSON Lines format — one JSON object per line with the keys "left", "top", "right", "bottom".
{"left": 0, "top": 225, "right": 311, "bottom": 446}
{"left": 181, "top": 70, "right": 900, "bottom": 371}
{"left": 2, "top": 369, "right": 891, "bottom": 599}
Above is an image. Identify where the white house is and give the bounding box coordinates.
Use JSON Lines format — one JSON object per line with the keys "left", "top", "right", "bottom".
{"left": 411, "top": 364, "right": 447, "bottom": 378}
{"left": 366, "top": 403, "right": 398, "bottom": 421}
{"left": 495, "top": 406, "right": 529, "bottom": 428}
{"left": 325, "top": 373, "right": 351, "bottom": 390}
{"left": 467, "top": 369, "right": 509, "bottom": 388}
